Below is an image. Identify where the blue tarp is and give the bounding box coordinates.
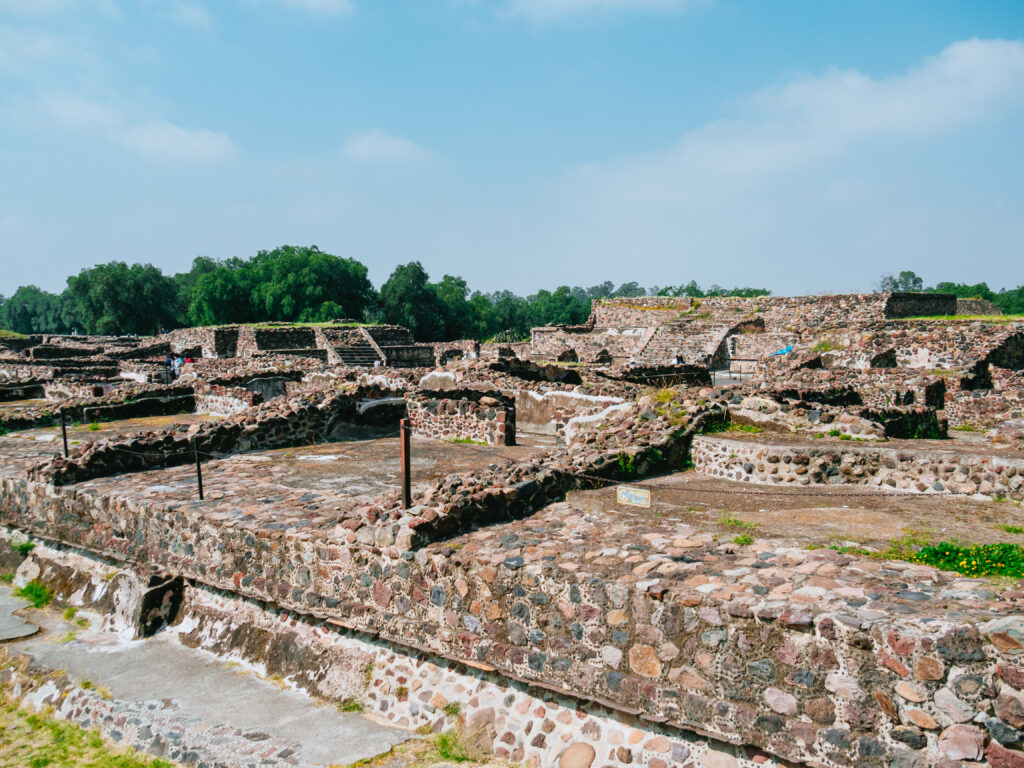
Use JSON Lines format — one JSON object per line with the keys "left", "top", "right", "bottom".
{"left": 770, "top": 345, "right": 793, "bottom": 356}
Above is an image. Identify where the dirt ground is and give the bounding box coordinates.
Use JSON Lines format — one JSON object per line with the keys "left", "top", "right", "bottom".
{"left": 567, "top": 471, "right": 1024, "bottom": 549}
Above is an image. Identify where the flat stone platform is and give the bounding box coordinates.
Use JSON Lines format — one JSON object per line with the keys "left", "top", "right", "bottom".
{"left": 1, "top": 429, "right": 552, "bottom": 534}
{"left": 3, "top": 421, "right": 1024, "bottom": 767}
{"left": 568, "top": 473, "right": 1024, "bottom": 548}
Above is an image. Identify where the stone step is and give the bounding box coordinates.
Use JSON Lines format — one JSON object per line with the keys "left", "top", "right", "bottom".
{"left": 335, "top": 344, "right": 382, "bottom": 367}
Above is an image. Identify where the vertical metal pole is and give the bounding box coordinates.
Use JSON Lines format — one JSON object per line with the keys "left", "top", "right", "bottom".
{"left": 193, "top": 437, "right": 204, "bottom": 501}
{"left": 400, "top": 418, "right": 411, "bottom": 510}
{"left": 60, "top": 407, "right": 68, "bottom": 458}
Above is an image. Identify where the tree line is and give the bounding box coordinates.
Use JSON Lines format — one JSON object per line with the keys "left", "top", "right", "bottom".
{"left": 0, "top": 245, "right": 770, "bottom": 341}
{"left": 878, "top": 270, "right": 1024, "bottom": 314}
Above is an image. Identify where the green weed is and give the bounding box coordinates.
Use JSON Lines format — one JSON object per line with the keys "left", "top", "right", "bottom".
{"left": 998, "top": 524, "right": 1024, "bottom": 534}
{"left": 727, "top": 423, "right": 763, "bottom": 434}
{"left": 0, "top": 696, "right": 174, "bottom": 768}
{"left": 910, "top": 542, "right": 1024, "bottom": 579}
{"left": 9, "top": 539, "right": 34, "bottom": 556}
{"left": 617, "top": 452, "right": 637, "bottom": 475}
{"left": 717, "top": 514, "right": 759, "bottom": 532}
{"left": 435, "top": 730, "right": 472, "bottom": 762}
{"left": 15, "top": 580, "right": 53, "bottom": 608}
{"left": 732, "top": 534, "right": 754, "bottom": 546}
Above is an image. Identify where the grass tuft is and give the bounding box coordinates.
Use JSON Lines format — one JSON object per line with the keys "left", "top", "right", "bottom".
{"left": 717, "top": 514, "right": 759, "bottom": 532}
{"left": 0, "top": 693, "right": 174, "bottom": 768}
{"left": 9, "top": 539, "right": 35, "bottom": 556}
{"left": 15, "top": 580, "right": 53, "bottom": 609}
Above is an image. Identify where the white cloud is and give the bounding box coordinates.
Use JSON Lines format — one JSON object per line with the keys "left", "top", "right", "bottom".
{"left": 165, "top": 1, "right": 213, "bottom": 29}
{"left": 524, "top": 38, "right": 1024, "bottom": 289}
{"left": 39, "top": 92, "right": 120, "bottom": 128}
{"left": 571, "top": 39, "right": 1024, "bottom": 190}
{"left": 119, "top": 120, "right": 237, "bottom": 161}
{"left": 340, "top": 130, "right": 433, "bottom": 163}
{"left": 503, "top": 0, "right": 695, "bottom": 22}
{"left": 31, "top": 91, "right": 236, "bottom": 162}
{"left": 279, "top": 0, "right": 353, "bottom": 14}
{"left": 0, "top": 25, "right": 65, "bottom": 71}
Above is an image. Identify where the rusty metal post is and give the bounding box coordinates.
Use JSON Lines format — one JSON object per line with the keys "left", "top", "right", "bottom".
{"left": 193, "top": 437, "right": 204, "bottom": 501}
{"left": 400, "top": 418, "right": 411, "bottom": 509}
{"left": 60, "top": 407, "right": 68, "bottom": 458}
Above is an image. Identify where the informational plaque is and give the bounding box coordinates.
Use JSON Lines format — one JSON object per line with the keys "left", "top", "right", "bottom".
{"left": 616, "top": 486, "right": 651, "bottom": 508}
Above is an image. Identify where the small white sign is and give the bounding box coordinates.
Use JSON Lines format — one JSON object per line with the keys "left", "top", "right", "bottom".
{"left": 617, "top": 486, "right": 651, "bottom": 508}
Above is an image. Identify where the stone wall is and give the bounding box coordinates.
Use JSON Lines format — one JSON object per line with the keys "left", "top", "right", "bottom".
{"left": 0, "top": 381, "right": 45, "bottom": 401}
{"left": 958, "top": 299, "right": 1002, "bottom": 316}
{"left": 0, "top": 363, "right": 57, "bottom": 381}
{"left": 43, "top": 380, "right": 122, "bottom": 401}
{"left": 194, "top": 384, "right": 263, "bottom": 416}
{"left": 531, "top": 295, "right": 958, "bottom": 367}
{"left": 884, "top": 293, "right": 958, "bottom": 318}
{"left": 406, "top": 389, "right": 515, "bottom": 446}
{"left": 760, "top": 369, "right": 947, "bottom": 410}
{"left": 3, "top": 454, "right": 1023, "bottom": 768}
{"left": 0, "top": 385, "right": 196, "bottom": 431}
{"left": 516, "top": 390, "right": 623, "bottom": 442}
{"left": 692, "top": 434, "right": 1024, "bottom": 500}
{"left": 729, "top": 333, "right": 798, "bottom": 370}
{"left": 168, "top": 327, "right": 240, "bottom": 358}
{"left": 530, "top": 326, "right": 645, "bottom": 364}
{"left": 28, "top": 384, "right": 405, "bottom": 485}
{"left": 384, "top": 345, "right": 437, "bottom": 368}
{"left": 432, "top": 340, "right": 480, "bottom": 365}
{"left": 479, "top": 341, "right": 530, "bottom": 361}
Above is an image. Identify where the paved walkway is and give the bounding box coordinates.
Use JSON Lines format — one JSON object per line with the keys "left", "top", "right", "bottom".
{"left": 1, "top": 585, "right": 410, "bottom": 768}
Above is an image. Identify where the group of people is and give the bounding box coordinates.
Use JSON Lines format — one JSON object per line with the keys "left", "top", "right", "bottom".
{"left": 164, "top": 355, "right": 195, "bottom": 380}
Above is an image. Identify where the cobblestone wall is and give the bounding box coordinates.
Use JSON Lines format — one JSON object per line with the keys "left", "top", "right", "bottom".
{"left": 516, "top": 390, "right": 623, "bottom": 442}
{"left": 194, "top": 384, "right": 263, "bottom": 416}
{"left": 407, "top": 389, "right": 515, "bottom": 446}
{"left": 693, "top": 435, "right": 1024, "bottom": 499}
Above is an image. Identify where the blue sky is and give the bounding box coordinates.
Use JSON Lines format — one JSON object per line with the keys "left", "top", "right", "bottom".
{"left": 1, "top": 0, "right": 1023, "bottom": 297}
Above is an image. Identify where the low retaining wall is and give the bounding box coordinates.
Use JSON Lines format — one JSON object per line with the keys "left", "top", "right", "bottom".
{"left": 195, "top": 385, "right": 263, "bottom": 416}
{"left": 28, "top": 385, "right": 405, "bottom": 485}
{"left": 407, "top": 389, "right": 515, "bottom": 446}
{"left": 692, "top": 435, "right": 1024, "bottom": 500}
{"left": 0, "top": 381, "right": 45, "bottom": 401}
{"left": 0, "top": 389, "right": 196, "bottom": 431}
{"left": 516, "top": 390, "right": 623, "bottom": 441}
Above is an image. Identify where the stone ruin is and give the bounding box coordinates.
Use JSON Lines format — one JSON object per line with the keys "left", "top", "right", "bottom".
{"left": 1, "top": 299, "right": 1024, "bottom": 768}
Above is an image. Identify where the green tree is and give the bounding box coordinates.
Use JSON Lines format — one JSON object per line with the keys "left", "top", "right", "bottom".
{"left": 379, "top": 262, "right": 446, "bottom": 341}
{"left": 185, "top": 257, "right": 250, "bottom": 326}
{"left": 66, "top": 262, "right": 183, "bottom": 335}
{"left": 528, "top": 286, "right": 589, "bottom": 327}
{"left": 612, "top": 281, "right": 647, "bottom": 298}
{"left": 0, "top": 285, "right": 76, "bottom": 334}
{"left": 879, "top": 270, "right": 924, "bottom": 292}
{"left": 183, "top": 246, "right": 375, "bottom": 326}
{"left": 246, "top": 245, "right": 373, "bottom": 322}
